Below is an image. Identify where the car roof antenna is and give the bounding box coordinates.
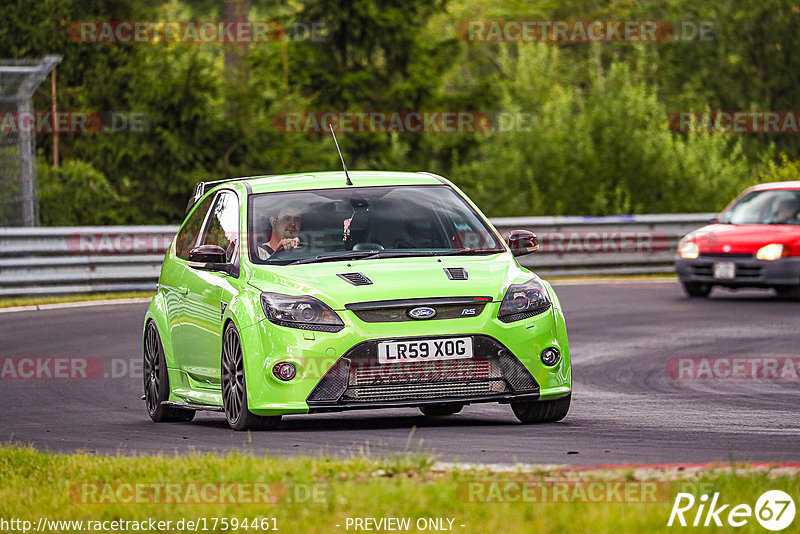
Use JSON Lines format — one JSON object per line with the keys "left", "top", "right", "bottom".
{"left": 329, "top": 123, "right": 353, "bottom": 186}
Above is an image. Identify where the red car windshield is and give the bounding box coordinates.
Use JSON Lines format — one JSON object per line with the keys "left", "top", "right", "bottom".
{"left": 719, "top": 189, "right": 800, "bottom": 225}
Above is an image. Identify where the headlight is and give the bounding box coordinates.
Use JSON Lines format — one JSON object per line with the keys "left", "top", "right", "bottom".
{"left": 498, "top": 278, "right": 551, "bottom": 323}
{"left": 261, "top": 292, "right": 344, "bottom": 332}
{"left": 756, "top": 243, "right": 788, "bottom": 261}
{"left": 678, "top": 241, "right": 699, "bottom": 259}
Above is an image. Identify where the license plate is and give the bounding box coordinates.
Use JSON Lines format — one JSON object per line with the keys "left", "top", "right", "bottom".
{"left": 713, "top": 261, "right": 736, "bottom": 280}
{"left": 377, "top": 337, "right": 473, "bottom": 364}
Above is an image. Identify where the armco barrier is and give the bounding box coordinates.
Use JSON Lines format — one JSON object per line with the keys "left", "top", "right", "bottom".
{"left": 492, "top": 213, "right": 714, "bottom": 276}
{"left": 0, "top": 214, "right": 713, "bottom": 297}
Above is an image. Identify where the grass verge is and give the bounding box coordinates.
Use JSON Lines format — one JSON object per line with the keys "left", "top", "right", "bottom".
{"left": 0, "top": 292, "right": 155, "bottom": 309}
{"left": 1, "top": 445, "right": 797, "bottom": 533}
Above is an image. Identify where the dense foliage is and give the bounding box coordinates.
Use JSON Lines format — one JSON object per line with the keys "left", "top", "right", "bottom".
{"left": 2, "top": 0, "right": 799, "bottom": 224}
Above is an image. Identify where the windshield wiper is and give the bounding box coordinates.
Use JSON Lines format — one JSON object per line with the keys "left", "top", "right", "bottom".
{"left": 287, "top": 248, "right": 505, "bottom": 265}
{"left": 434, "top": 248, "right": 506, "bottom": 256}
{"left": 354, "top": 249, "right": 505, "bottom": 259}
{"left": 288, "top": 251, "right": 380, "bottom": 265}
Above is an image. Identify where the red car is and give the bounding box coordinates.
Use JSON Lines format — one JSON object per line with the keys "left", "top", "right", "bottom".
{"left": 675, "top": 181, "right": 800, "bottom": 298}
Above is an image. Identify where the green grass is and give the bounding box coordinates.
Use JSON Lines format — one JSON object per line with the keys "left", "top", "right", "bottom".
{"left": 0, "top": 291, "right": 155, "bottom": 308}
{"left": 1, "top": 445, "right": 797, "bottom": 533}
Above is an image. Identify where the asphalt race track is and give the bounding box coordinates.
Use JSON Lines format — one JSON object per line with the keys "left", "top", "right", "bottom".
{"left": 2, "top": 280, "right": 798, "bottom": 465}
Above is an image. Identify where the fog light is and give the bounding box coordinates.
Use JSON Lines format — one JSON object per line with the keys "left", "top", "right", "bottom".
{"left": 540, "top": 347, "right": 560, "bottom": 366}
{"left": 272, "top": 362, "right": 296, "bottom": 381}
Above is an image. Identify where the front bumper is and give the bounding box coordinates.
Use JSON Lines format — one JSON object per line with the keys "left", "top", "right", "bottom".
{"left": 675, "top": 255, "right": 800, "bottom": 288}
{"left": 237, "top": 300, "right": 571, "bottom": 416}
{"left": 306, "top": 334, "right": 541, "bottom": 412}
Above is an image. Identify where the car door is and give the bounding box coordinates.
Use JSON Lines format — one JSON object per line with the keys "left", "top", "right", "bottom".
{"left": 160, "top": 193, "right": 216, "bottom": 360}
{"left": 174, "top": 190, "right": 241, "bottom": 387}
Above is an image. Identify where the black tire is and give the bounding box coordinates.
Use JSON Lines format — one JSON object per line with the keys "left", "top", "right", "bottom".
{"left": 221, "top": 322, "right": 282, "bottom": 431}
{"left": 143, "top": 321, "right": 195, "bottom": 423}
{"left": 419, "top": 403, "right": 463, "bottom": 416}
{"left": 775, "top": 285, "right": 800, "bottom": 300}
{"left": 682, "top": 281, "right": 712, "bottom": 298}
{"left": 511, "top": 393, "right": 571, "bottom": 424}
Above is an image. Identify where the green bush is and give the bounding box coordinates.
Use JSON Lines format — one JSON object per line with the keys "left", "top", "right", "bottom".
{"left": 450, "top": 44, "right": 755, "bottom": 216}
{"left": 756, "top": 153, "right": 800, "bottom": 183}
{"left": 37, "top": 159, "right": 125, "bottom": 226}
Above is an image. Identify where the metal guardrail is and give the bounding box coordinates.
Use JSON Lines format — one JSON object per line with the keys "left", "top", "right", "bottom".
{"left": 492, "top": 213, "right": 715, "bottom": 276}
{"left": 0, "top": 214, "right": 714, "bottom": 297}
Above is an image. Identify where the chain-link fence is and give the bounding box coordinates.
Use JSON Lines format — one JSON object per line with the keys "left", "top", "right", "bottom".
{"left": 0, "top": 56, "right": 61, "bottom": 227}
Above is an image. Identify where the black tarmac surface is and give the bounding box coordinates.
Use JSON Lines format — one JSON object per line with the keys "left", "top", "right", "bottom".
{"left": 2, "top": 281, "right": 798, "bottom": 465}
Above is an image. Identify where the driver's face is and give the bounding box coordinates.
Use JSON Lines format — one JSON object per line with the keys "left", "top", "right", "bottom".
{"left": 271, "top": 210, "right": 302, "bottom": 238}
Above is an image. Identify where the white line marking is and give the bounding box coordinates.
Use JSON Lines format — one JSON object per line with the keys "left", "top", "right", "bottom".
{"left": 550, "top": 278, "right": 678, "bottom": 286}
{"left": 0, "top": 297, "right": 152, "bottom": 314}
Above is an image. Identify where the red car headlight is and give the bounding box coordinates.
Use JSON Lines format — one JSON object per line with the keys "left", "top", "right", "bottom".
{"left": 756, "top": 244, "right": 790, "bottom": 261}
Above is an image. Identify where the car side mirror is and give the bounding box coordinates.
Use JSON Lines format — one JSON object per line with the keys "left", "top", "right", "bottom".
{"left": 188, "top": 245, "right": 229, "bottom": 272}
{"left": 710, "top": 216, "right": 720, "bottom": 224}
{"left": 506, "top": 230, "right": 539, "bottom": 257}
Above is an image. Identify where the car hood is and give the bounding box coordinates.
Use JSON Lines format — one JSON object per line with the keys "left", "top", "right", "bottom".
{"left": 689, "top": 224, "right": 800, "bottom": 254}
{"left": 246, "top": 253, "right": 523, "bottom": 309}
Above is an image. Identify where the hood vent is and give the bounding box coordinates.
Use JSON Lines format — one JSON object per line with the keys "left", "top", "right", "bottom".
{"left": 444, "top": 267, "right": 468, "bottom": 280}
{"left": 337, "top": 272, "right": 373, "bottom": 286}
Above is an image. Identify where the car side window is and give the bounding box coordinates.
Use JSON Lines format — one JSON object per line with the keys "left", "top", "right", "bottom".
{"left": 176, "top": 194, "right": 215, "bottom": 260}
{"left": 199, "top": 191, "right": 240, "bottom": 263}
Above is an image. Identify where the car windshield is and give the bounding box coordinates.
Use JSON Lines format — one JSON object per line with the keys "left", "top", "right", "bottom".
{"left": 719, "top": 189, "right": 800, "bottom": 225}
{"left": 248, "top": 185, "right": 504, "bottom": 265}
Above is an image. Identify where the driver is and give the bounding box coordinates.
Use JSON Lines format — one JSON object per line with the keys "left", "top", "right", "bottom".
{"left": 774, "top": 197, "right": 800, "bottom": 224}
{"left": 257, "top": 207, "right": 302, "bottom": 259}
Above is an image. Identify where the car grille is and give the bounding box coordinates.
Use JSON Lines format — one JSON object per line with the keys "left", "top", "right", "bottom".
{"left": 691, "top": 263, "right": 762, "bottom": 279}
{"left": 342, "top": 381, "right": 508, "bottom": 403}
{"left": 350, "top": 357, "right": 494, "bottom": 385}
{"left": 699, "top": 253, "right": 754, "bottom": 259}
{"left": 346, "top": 296, "right": 490, "bottom": 323}
{"left": 306, "top": 335, "right": 537, "bottom": 406}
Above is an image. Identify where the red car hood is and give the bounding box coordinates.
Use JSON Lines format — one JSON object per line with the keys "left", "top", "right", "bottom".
{"left": 690, "top": 224, "right": 800, "bottom": 254}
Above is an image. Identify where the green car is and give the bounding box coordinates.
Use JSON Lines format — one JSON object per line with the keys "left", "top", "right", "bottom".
{"left": 143, "top": 171, "right": 571, "bottom": 430}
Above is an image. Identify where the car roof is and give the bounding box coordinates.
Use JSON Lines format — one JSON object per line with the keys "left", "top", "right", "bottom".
{"left": 225, "top": 171, "right": 447, "bottom": 195}
{"left": 748, "top": 180, "right": 800, "bottom": 192}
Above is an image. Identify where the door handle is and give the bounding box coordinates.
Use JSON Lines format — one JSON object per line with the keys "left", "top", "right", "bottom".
{"left": 177, "top": 287, "right": 189, "bottom": 296}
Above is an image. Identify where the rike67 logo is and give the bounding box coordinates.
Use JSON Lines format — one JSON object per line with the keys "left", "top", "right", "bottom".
{"left": 668, "top": 490, "right": 795, "bottom": 530}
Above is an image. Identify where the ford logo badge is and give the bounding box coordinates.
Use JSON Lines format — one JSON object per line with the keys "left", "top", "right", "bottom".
{"left": 408, "top": 306, "right": 437, "bottom": 319}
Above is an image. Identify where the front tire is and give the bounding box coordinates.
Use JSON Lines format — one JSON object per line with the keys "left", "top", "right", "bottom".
{"left": 775, "top": 285, "right": 800, "bottom": 300}
{"left": 419, "top": 403, "right": 463, "bottom": 416}
{"left": 511, "top": 394, "right": 571, "bottom": 424}
{"left": 221, "top": 322, "right": 282, "bottom": 431}
{"left": 682, "top": 281, "right": 712, "bottom": 298}
{"left": 143, "top": 321, "right": 195, "bottom": 423}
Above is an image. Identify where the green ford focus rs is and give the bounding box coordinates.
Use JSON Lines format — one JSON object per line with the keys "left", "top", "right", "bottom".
{"left": 143, "top": 171, "right": 571, "bottom": 430}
